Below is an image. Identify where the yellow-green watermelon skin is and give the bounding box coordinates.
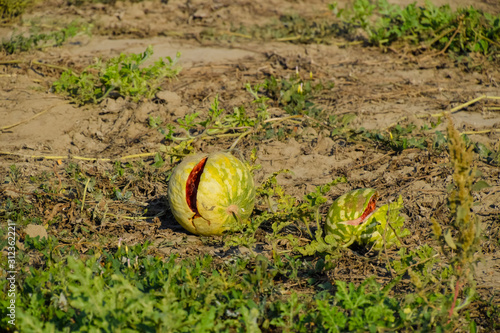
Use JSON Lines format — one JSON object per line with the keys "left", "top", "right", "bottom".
{"left": 167, "top": 152, "right": 255, "bottom": 236}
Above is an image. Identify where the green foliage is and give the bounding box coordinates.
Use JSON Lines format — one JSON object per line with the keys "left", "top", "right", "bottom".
{"left": 356, "top": 121, "right": 448, "bottom": 153}
{"left": 328, "top": 113, "right": 357, "bottom": 136}
{"left": 52, "top": 45, "right": 181, "bottom": 104}
{"left": 6, "top": 164, "right": 21, "bottom": 183}
{"left": 0, "top": 0, "right": 33, "bottom": 23}
{"left": 216, "top": 0, "right": 500, "bottom": 64}
{"left": 151, "top": 81, "right": 287, "bottom": 145}
{"left": 3, "top": 235, "right": 478, "bottom": 332}
{"left": 473, "top": 141, "right": 500, "bottom": 166}
{"left": 5, "top": 241, "right": 272, "bottom": 331}
{"left": 151, "top": 72, "right": 332, "bottom": 146}
{"left": 1, "top": 21, "right": 90, "bottom": 54}
{"left": 154, "top": 92, "right": 268, "bottom": 143}
{"left": 333, "top": 278, "right": 399, "bottom": 331}
{"left": 263, "top": 74, "right": 325, "bottom": 117}
{"left": 175, "top": 95, "right": 257, "bottom": 136}
{"left": 331, "top": 0, "right": 500, "bottom": 60}
{"left": 366, "top": 124, "right": 426, "bottom": 151}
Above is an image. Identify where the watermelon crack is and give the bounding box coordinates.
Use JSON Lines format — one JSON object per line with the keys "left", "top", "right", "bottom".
{"left": 339, "top": 195, "right": 378, "bottom": 226}
{"left": 186, "top": 157, "right": 210, "bottom": 226}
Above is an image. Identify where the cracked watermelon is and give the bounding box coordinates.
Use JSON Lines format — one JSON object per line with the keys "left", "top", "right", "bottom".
{"left": 167, "top": 151, "right": 256, "bottom": 236}
{"left": 324, "top": 188, "right": 378, "bottom": 247}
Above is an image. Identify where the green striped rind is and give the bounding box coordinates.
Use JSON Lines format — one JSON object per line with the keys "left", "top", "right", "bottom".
{"left": 167, "top": 152, "right": 255, "bottom": 236}
{"left": 324, "top": 188, "right": 378, "bottom": 245}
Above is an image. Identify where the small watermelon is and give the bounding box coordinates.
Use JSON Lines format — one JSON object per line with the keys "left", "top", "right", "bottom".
{"left": 324, "top": 188, "right": 378, "bottom": 246}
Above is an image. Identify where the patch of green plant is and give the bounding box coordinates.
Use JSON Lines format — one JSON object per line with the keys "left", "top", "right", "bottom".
{"left": 151, "top": 72, "right": 333, "bottom": 149}
{"left": 422, "top": 116, "right": 482, "bottom": 325}
{"left": 263, "top": 73, "right": 326, "bottom": 117}
{"left": 52, "top": 45, "right": 181, "bottom": 104}
{"left": 177, "top": 95, "right": 255, "bottom": 135}
{"left": 5, "top": 164, "right": 21, "bottom": 184}
{"left": 1, "top": 232, "right": 481, "bottom": 332}
{"left": 478, "top": 297, "right": 500, "bottom": 330}
{"left": 331, "top": 0, "right": 500, "bottom": 60}
{"left": 362, "top": 123, "right": 429, "bottom": 151}
{"left": 434, "top": 117, "right": 481, "bottom": 272}
{"left": 4, "top": 241, "right": 277, "bottom": 331}
{"left": 328, "top": 113, "right": 357, "bottom": 136}
{"left": 1, "top": 21, "right": 90, "bottom": 54}
{"left": 473, "top": 141, "right": 500, "bottom": 166}
{"left": 1, "top": 194, "right": 38, "bottom": 229}
{"left": 152, "top": 94, "right": 261, "bottom": 145}
{"left": 351, "top": 120, "right": 449, "bottom": 152}
{"left": 351, "top": 119, "right": 498, "bottom": 170}
{"left": 152, "top": 81, "right": 281, "bottom": 144}
{"left": 0, "top": 0, "right": 33, "bottom": 23}
{"left": 208, "top": 0, "right": 499, "bottom": 65}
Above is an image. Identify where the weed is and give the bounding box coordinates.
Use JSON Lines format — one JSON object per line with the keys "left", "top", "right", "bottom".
{"left": 1, "top": 21, "right": 90, "bottom": 54}
{"left": 171, "top": 94, "right": 254, "bottom": 139}
{"left": 52, "top": 45, "right": 181, "bottom": 104}
{"left": 362, "top": 124, "right": 428, "bottom": 151}
{"left": 6, "top": 164, "right": 21, "bottom": 184}
{"left": 0, "top": 0, "right": 33, "bottom": 23}
{"left": 152, "top": 83, "right": 297, "bottom": 146}
{"left": 263, "top": 73, "right": 325, "bottom": 117}
{"left": 1, "top": 233, "right": 474, "bottom": 332}
{"left": 354, "top": 120, "right": 449, "bottom": 153}
{"left": 473, "top": 141, "right": 500, "bottom": 166}
{"left": 430, "top": 116, "right": 481, "bottom": 322}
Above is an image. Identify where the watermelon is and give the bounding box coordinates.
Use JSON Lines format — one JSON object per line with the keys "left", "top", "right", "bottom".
{"left": 167, "top": 151, "right": 255, "bottom": 236}
{"left": 324, "top": 188, "right": 378, "bottom": 247}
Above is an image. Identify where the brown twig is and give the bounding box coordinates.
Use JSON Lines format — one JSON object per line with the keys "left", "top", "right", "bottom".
{"left": 0, "top": 102, "right": 69, "bottom": 132}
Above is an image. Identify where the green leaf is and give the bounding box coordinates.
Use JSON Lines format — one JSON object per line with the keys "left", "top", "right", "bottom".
{"left": 471, "top": 180, "right": 490, "bottom": 191}
{"left": 443, "top": 230, "right": 457, "bottom": 250}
